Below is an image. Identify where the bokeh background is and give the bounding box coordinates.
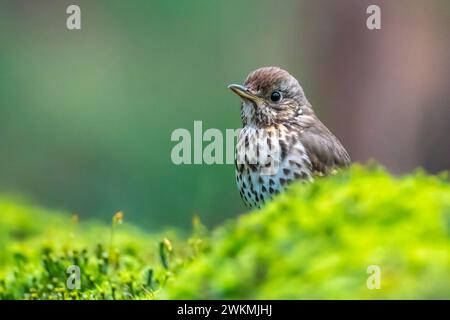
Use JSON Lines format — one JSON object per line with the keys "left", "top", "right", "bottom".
{"left": 0, "top": 0, "right": 449, "bottom": 230}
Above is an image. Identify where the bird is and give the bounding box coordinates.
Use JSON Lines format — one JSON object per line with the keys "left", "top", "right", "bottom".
{"left": 228, "top": 66, "right": 351, "bottom": 209}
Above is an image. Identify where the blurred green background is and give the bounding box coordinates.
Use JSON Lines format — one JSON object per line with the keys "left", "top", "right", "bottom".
{"left": 0, "top": 0, "right": 449, "bottom": 230}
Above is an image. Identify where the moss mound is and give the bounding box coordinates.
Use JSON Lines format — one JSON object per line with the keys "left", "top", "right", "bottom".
{"left": 165, "top": 165, "right": 450, "bottom": 299}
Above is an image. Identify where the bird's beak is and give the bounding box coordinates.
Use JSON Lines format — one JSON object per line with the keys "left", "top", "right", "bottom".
{"left": 228, "top": 84, "right": 260, "bottom": 103}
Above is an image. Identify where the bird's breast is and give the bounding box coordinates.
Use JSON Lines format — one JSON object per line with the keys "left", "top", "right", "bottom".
{"left": 235, "top": 124, "right": 312, "bottom": 208}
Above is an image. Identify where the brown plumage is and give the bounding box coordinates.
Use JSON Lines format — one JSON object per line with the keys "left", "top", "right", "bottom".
{"left": 229, "top": 67, "right": 350, "bottom": 208}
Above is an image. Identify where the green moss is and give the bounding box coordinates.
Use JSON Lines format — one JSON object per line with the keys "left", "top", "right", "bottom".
{"left": 1, "top": 165, "right": 449, "bottom": 299}
{"left": 0, "top": 198, "right": 201, "bottom": 299}
{"left": 164, "top": 165, "right": 450, "bottom": 299}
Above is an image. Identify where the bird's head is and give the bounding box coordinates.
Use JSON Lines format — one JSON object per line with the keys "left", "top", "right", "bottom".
{"left": 228, "top": 66, "right": 312, "bottom": 127}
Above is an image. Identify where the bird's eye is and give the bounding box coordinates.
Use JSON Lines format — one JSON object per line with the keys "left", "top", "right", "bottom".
{"left": 270, "top": 91, "right": 282, "bottom": 102}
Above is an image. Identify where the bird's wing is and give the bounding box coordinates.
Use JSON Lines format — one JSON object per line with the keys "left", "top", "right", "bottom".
{"left": 297, "top": 118, "right": 351, "bottom": 175}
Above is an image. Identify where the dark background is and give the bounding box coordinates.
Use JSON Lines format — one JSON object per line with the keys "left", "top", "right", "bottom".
{"left": 0, "top": 0, "right": 449, "bottom": 230}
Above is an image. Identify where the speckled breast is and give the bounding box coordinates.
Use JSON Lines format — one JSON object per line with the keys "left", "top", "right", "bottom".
{"left": 235, "top": 124, "right": 312, "bottom": 208}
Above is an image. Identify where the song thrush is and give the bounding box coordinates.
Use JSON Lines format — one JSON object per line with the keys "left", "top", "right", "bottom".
{"left": 229, "top": 67, "right": 351, "bottom": 208}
